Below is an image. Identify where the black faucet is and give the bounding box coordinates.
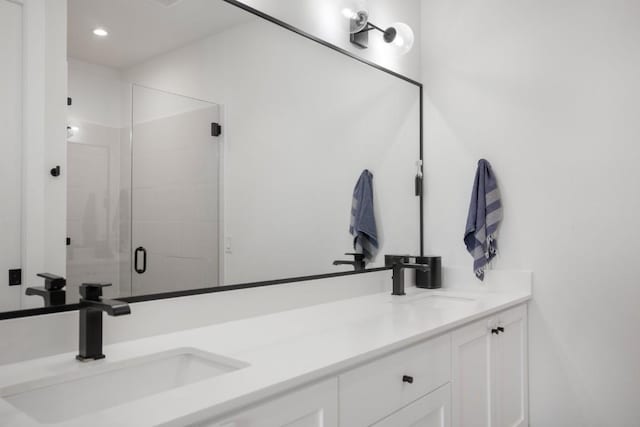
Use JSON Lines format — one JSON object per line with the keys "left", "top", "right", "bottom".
{"left": 25, "top": 273, "right": 67, "bottom": 307}
{"left": 76, "top": 283, "right": 131, "bottom": 361}
{"left": 333, "top": 253, "right": 366, "bottom": 272}
{"left": 385, "top": 255, "right": 430, "bottom": 296}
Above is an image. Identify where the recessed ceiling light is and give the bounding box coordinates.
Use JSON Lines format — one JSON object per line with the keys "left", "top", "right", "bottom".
{"left": 152, "top": 0, "right": 184, "bottom": 6}
{"left": 93, "top": 28, "right": 108, "bottom": 37}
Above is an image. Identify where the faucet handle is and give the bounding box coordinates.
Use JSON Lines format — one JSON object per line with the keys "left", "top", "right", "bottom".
{"left": 79, "top": 283, "right": 112, "bottom": 301}
{"left": 345, "top": 252, "right": 365, "bottom": 261}
{"left": 37, "top": 273, "right": 66, "bottom": 291}
{"left": 384, "top": 254, "right": 413, "bottom": 267}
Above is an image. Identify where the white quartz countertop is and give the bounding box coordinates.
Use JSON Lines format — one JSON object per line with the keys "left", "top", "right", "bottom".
{"left": 0, "top": 285, "right": 530, "bottom": 426}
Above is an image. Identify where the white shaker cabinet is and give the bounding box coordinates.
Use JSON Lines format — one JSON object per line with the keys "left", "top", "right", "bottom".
{"left": 339, "top": 334, "right": 451, "bottom": 426}
{"left": 189, "top": 303, "right": 527, "bottom": 427}
{"left": 451, "top": 315, "right": 493, "bottom": 427}
{"left": 451, "top": 305, "right": 528, "bottom": 427}
{"left": 198, "top": 378, "right": 338, "bottom": 427}
{"left": 372, "top": 384, "right": 451, "bottom": 427}
{"left": 493, "top": 305, "right": 528, "bottom": 427}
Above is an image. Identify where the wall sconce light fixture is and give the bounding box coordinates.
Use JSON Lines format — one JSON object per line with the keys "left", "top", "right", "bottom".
{"left": 343, "top": 8, "right": 414, "bottom": 54}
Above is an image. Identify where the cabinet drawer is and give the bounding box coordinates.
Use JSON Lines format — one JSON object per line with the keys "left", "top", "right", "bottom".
{"left": 191, "top": 378, "right": 338, "bottom": 427}
{"left": 339, "top": 334, "right": 451, "bottom": 427}
{"left": 372, "top": 383, "right": 451, "bottom": 427}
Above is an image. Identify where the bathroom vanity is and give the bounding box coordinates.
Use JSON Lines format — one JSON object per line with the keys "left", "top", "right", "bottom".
{"left": 0, "top": 1, "right": 529, "bottom": 426}
{"left": 0, "top": 283, "right": 530, "bottom": 427}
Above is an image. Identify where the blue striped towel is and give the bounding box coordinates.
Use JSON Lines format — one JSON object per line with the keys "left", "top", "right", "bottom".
{"left": 350, "top": 170, "right": 378, "bottom": 261}
{"left": 464, "top": 159, "right": 503, "bottom": 280}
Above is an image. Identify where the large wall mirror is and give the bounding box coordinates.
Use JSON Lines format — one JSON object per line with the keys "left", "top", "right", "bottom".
{"left": 1, "top": 0, "right": 422, "bottom": 317}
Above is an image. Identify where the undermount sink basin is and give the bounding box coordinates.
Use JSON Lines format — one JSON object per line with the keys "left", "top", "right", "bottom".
{"left": 0, "top": 348, "right": 249, "bottom": 424}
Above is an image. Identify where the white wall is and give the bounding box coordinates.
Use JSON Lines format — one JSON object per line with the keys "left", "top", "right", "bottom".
{"left": 0, "top": 0, "right": 24, "bottom": 311}
{"left": 42, "top": 0, "right": 68, "bottom": 294}
{"left": 124, "top": 18, "right": 420, "bottom": 285}
{"left": 67, "top": 59, "right": 124, "bottom": 129}
{"left": 421, "top": 1, "right": 640, "bottom": 425}
{"left": 237, "top": 0, "right": 422, "bottom": 81}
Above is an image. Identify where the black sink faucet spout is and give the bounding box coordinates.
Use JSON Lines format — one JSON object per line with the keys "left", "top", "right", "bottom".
{"left": 25, "top": 273, "right": 67, "bottom": 307}
{"left": 76, "top": 283, "right": 130, "bottom": 361}
{"left": 385, "top": 255, "right": 430, "bottom": 296}
{"left": 332, "top": 253, "right": 366, "bottom": 272}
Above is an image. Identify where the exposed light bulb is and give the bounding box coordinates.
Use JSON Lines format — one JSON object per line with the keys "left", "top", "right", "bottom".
{"left": 389, "top": 23, "right": 414, "bottom": 54}
{"left": 342, "top": 8, "right": 357, "bottom": 20}
{"left": 92, "top": 28, "right": 109, "bottom": 37}
{"left": 67, "top": 126, "right": 79, "bottom": 137}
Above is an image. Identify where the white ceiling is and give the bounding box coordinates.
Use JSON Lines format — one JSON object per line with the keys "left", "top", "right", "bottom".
{"left": 68, "top": 0, "right": 255, "bottom": 69}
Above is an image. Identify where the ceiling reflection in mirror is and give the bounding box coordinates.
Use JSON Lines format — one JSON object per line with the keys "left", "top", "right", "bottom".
{"left": 3, "top": 0, "right": 420, "bottom": 314}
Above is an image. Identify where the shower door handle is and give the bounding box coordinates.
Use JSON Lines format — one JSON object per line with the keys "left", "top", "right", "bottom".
{"left": 134, "top": 246, "right": 147, "bottom": 274}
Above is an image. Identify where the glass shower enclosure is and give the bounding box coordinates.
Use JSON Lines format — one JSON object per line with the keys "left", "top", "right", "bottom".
{"left": 66, "top": 85, "right": 222, "bottom": 300}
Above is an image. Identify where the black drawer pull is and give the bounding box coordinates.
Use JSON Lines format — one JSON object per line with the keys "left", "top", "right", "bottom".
{"left": 497, "top": 327, "right": 505, "bottom": 333}
{"left": 491, "top": 328, "right": 499, "bottom": 335}
{"left": 402, "top": 375, "right": 414, "bottom": 384}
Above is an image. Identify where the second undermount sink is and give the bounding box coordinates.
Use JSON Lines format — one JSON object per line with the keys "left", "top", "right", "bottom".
{"left": 394, "top": 293, "right": 478, "bottom": 309}
{"left": 0, "top": 348, "right": 249, "bottom": 424}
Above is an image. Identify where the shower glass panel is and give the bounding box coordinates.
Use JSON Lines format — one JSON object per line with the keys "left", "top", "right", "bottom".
{"left": 66, "top": 130, "right": 121, "bottom": 301}
{"left": 130, "top": 85, "right": 221, "bottom": 296}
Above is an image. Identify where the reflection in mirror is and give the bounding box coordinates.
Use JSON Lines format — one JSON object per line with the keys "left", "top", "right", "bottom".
{"left": 129, "top": 86, "right": 222, "bottom": 296}
{"left": 0, "top": 0, "right": 23, "bottom": 312}
{"left": 4, "top": 0, "right": 420, "bottom": 313}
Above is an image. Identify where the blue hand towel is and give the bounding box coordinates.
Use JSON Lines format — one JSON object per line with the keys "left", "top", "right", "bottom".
{"left": 464, "top": 159, "right": 503, "bottom": 280}
{"left": 350, "top": 170, "right": 378, "bottom": 261}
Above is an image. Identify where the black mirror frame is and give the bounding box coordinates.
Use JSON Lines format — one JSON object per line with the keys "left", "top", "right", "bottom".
{"left": 0, "top": 0, "right": 423, "bottom": 321}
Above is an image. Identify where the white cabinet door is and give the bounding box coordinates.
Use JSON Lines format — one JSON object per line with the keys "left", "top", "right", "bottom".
{"left": 195, "top": 378, "right": 338, "bottom": 427}
{"left": 494, "top": 305, "right": 528, "bottom": 427}
{"left": 451, "top": 317, "right": 494, "bottom": 427}
{"left": 451, "top": 304, "right": 528, "bottom": 427}
{"left": 372, "top": 384, "right": 451, "bottom": 427}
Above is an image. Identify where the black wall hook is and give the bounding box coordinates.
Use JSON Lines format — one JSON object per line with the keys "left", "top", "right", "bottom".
{"left": 50, "top": 166, "right": 61, "bottom": 177}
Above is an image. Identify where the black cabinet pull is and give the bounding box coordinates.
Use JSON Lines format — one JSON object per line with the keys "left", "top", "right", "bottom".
{"left": 134, "top": 247, "right": 147, "bottom": 274}
{"left": 491, "top": 328, "right": 500, "bottom": 335}
{"left": 402, "top": 375, "right": 414, "bottom": 384}
{"left": 497, "top": 327, "right": 505, "bottom": 333}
